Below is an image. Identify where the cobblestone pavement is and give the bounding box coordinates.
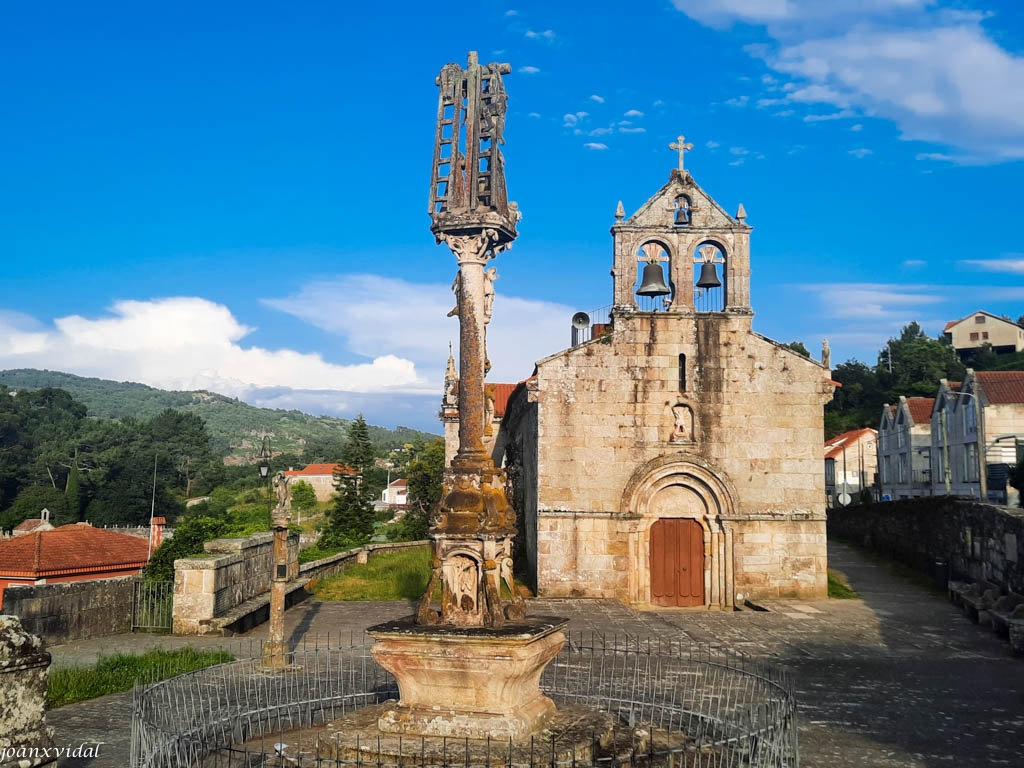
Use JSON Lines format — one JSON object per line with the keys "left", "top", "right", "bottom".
{"left": 47, "top": 540, "right": 1024, "bottom": 767}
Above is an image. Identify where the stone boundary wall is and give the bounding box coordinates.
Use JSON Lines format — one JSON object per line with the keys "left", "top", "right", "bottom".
{"left": 99, "top": 525, "right": 175, "bottom": 541}
{"left": 1, "top": 576, "right": 137, "bottom": 643}
{"left": 828, "top": 498, "right": 1024, "bottom": 593}
{"left": 173, "top": 532, "right": 300, "bottom": 634}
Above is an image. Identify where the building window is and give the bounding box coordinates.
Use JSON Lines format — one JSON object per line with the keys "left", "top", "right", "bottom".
{"left": 983, "top": 332, "right": 989, "bottom": 340}
{"left": 897, "top": 427, "right": 906, "bottom": 448}
{"left": 882, "top": 456, "right": 890, "bottom": 483}
{"left": 825, "top": 459, "right": 835, "bottom": 484}
{"left": 964, "top": 403, "right": 977, "bottom": 434}
{"left": 679, "top": 354, "right": 687, "bottom": 392}
{"left": 965, "top": 443, "right": 979, "bottom": 482}
{"left": 969, "top": 332, "right": 979, "bottom": 341}
{"left": 897, "top": 455, "right": 907, "bottom": 484}
{"left": 975, "top": 315, "right": 986, "bottom": 323}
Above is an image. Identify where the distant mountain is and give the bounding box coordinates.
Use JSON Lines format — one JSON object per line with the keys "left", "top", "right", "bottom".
{"left": 0, "top": 369, "right": 439, "bottom": 461}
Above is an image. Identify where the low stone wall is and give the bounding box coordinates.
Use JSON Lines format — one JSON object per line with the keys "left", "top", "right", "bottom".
{"left": 0, "top": 577, "right": 137, "bottom": 643}
{"left": 828, "top": 498, "right": 1024, "bottom": 593}
{"left": 172, "top": 532, "right": 299, "bottom": 635}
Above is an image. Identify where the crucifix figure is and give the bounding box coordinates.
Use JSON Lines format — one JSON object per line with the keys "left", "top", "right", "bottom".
{"left": 669, "top": 135, "right": 694, "bottom": 171}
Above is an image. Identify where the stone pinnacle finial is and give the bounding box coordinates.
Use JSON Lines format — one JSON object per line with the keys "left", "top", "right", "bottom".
{"left": 614, "top": 200, "right": 625, "bottom": 221}
{"left": 445, "top": 342, "right": 457, "bottom": 379}
{"left": 736, "top": 203, "right": 747, "bottom": 222}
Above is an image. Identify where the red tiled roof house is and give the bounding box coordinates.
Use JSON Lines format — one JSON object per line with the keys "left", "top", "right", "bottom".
{"left": 878, "top": 396, "right": 935, "bottom": 500}
{"left": 0, "top": 524, "right": 151, "bottom": 609}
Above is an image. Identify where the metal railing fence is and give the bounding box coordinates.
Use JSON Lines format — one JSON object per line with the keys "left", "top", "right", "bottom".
{"left": 131, "top": 633, "right": 798, "bottom": 768}
{"left": 132, "top": 580, "right": 174, "bottom": 632}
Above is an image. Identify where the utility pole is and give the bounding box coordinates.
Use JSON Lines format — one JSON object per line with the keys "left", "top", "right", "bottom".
{"left": 941, "top": 408, "right": 951, "bottom": 494}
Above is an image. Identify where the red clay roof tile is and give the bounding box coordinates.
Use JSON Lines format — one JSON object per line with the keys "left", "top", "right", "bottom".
{"left": 976, "top": 371, "right": 1024, "bottom": 405}
{"left": 284, "top": 463, "right": 356, "bottom": 477}
{"left": 905, "top": 397, "right": 935, "bottom": 425}
{"left": 0, "top": 524, "right": 151, "bottom": 576}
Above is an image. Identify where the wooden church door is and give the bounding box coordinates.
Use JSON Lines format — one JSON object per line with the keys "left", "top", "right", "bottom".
{"left": 650, "top": 518, "right": 704, "bottom": 607}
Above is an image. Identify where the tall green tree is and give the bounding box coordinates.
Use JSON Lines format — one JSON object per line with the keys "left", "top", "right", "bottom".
{"left": 322, "top": 475, "right": 375, "bottom": 548}
{"left": 341, "top": 414, "right": 374, "bottom": 475}
{"left": 289, "top": 480, "right": 317, "bottom": 513}
{"left": 783, "top": 341, "right": 810, "bottom": 357}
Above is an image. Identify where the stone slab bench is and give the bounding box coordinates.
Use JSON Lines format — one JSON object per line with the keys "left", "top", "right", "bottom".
{"left": 989, "top": 593, "right": 1024, "bottom": 638}
{"left": 949, "top": 579, "right": 1001, "bottom": 625}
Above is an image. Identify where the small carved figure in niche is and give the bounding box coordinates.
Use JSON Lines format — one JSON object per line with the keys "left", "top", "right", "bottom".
{"left": 443, "top": 555, "right": 478, "bottom": 612}
{"left": 674, "top": 196, "right": 691, "bottom": 226}
{"left": 446, "top": 272, "right": 461, "bottom": 318}
{"left": 509, "top": 200, "right": 522, "bottom": 223}
{"left": 483, "top": 267, "right": 498, "bottom": 323}
{"left": 822, "top": 338, "right": 831, "bottom": 368}
{"left": 670, "top": 403, "right": 694, "bottom": 443}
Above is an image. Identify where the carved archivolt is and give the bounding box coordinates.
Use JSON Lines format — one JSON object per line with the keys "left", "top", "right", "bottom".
{"left": 620, "top": 453, "right": 737, "bottom": 519}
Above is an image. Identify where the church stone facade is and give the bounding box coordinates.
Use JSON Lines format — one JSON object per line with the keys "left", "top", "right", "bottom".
{"left": 490, "top": 166, "right": 835, "bottom": 607}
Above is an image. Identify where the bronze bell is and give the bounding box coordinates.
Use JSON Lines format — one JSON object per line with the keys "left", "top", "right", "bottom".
{"left": 696, "top": 261, "right": 722, "bottom": 289}
{"left": 637, "top": 261, "right": 671, "bottom": 297}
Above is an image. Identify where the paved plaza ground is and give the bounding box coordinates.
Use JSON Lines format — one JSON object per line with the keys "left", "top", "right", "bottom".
{"left": 46, "top": 540, "right": 1024, "bottom": 767}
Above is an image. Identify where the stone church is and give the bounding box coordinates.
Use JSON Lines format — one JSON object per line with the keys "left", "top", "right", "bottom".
{"left": 445, "top": 159, "right": 835, "bottom": 607}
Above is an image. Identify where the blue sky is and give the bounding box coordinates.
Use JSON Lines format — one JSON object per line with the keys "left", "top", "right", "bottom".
{"left": 1, "top": 0, "right": 1022, "bottom": 432}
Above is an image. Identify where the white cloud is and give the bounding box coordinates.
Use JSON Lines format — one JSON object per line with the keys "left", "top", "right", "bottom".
{"left": 773, "top": 109, "right": 795, "bottom": 117}
{"left": 653, "top": 99, "right": 665, "bottom": 106}
{"left": 528, "top": 112, "right": 542, "bottom": 118}
{"left": 584, "top": 142, "right": 609, "bottom": 150}
{"left": 851, "top": 123, "right": 863, "bottom": 131}
{"left": 619, "top": 127, "right": 646, "bottom": 134}
{"left": 525, "top": 29, "right": 556, "bottom": 40}
{"left": 725, "top": 95, "right": 749, "bottom": 107}
{"left": 803, "top": 109, "right": 856, "bottom": 122}
{"left": 799, "top": 282, "right": 943, "bottom": 320}
{"left": 673, "top": 1, "right": 1024, "bottom": 161}
{"left": 563, "top": 111, "right": 588, "bottom": 128}
{"left": 729, "top": 159, "right": 744, "bottom": 166}
{"left": 266, "top": 275, "right": 575, "bottom": 386}
{"left": 624, "top": 109, "right": 644, "bottom": 117}
{"left": 518, "top": 65, "right": 541, "bottom": 74}
{"left": 505, "top": 9, "right": 518, "bottom": 15}
{"left": 0, "top": 297, "right": 427, "bottom": 403}
{"left": 848, "top": 147, "right": 873, "bottom": 158}
{"left": 916, "top": 152, "right": 952, "bottom": 161}
{"left": 589, "top": 94, "right": 605, "bottom": 103}
{"left": 589, "top": 127, "right": 613, "bottom": 136}
{"left": 961, "top": 258, "right": 1024, "bottom": 274}
{"left": 729, "top": 146, "right": 749, "bottom": 155}
{"left": 902, "top": 259, "right": 926, "bottom": 267}
{"left": 705, "top": 140, "right": 720, "bottom": 149}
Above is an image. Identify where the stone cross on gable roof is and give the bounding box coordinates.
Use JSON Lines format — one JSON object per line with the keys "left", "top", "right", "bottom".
{"left": 669, "top": 135, "right": 694, "bottom": 170}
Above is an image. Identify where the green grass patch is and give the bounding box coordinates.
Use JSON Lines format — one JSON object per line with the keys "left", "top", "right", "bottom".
{"left": 312, "top": 545, "right": 434, "bottom": 601}
{"left": 827, "top": 569, "right": 858, "bottom": 599}
{"left": 311, "top": 545, "right": 531, "bottom": 601}
{"left": 47, "top": 647, "right": 233, "bottom": 709}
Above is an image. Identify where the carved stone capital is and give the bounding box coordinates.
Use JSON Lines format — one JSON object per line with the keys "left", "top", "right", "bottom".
{"left": 440, "top": 229, "right": 507, "bottom": 265}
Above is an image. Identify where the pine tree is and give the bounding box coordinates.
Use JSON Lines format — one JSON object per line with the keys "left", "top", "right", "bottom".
{"left": 341, "top": 414, "right": 374, "bottom": 475}
{"left": 321, "top": 476, "right": 375, "bottom": 548}
{"left": 64, "top": 459, "right": 82, "bottom": 521}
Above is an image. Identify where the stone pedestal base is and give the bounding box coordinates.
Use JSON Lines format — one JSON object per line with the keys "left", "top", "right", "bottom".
{"left": 367, "top": 617, "right": 567, "bottom": 740}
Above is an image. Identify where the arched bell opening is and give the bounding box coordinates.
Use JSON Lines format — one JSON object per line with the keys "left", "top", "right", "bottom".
{"left": 634, "top": 241, "right": 674, "bottom": 312}
{"left": 693, "top": 241, "right": 726, "bottom": 312}
{"left": 673, "top": 195, "right": 692, "bottom": 227}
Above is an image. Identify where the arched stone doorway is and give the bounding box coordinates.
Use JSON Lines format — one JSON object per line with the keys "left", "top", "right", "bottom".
{"left": 621, "top": 455, "right": 737, "bottom": 609}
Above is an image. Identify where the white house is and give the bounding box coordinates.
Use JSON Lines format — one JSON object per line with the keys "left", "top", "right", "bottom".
{"left": 824, "top": 428, "right": 878, "bottom": 507}
{"left": 943, "top": 311, "right": 1024, "bottom": 358}
{"left": 381, "top": 479, "right": 409, "bottom": 507}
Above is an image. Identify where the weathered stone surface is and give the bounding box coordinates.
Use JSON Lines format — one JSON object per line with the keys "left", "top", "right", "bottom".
{"left": 0, "top": 616, "right": 55, "bottom": 768}
{"left": 368, "top": 618, "right": 567, "bottom": 739}
{"left": 1, "top": 577, "right": 136, "bottom": 644}
{"left": 173, "top": 531, "right": 299, "bottom": 634}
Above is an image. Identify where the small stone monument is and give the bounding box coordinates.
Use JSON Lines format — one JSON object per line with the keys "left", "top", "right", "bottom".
{"left": 0, "top": 616, "right": 56, "bottom": 768}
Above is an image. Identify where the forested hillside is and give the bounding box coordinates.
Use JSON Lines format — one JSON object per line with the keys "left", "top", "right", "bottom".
{"left": 0, "top": 369, "right": 437, "bottom": 459}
